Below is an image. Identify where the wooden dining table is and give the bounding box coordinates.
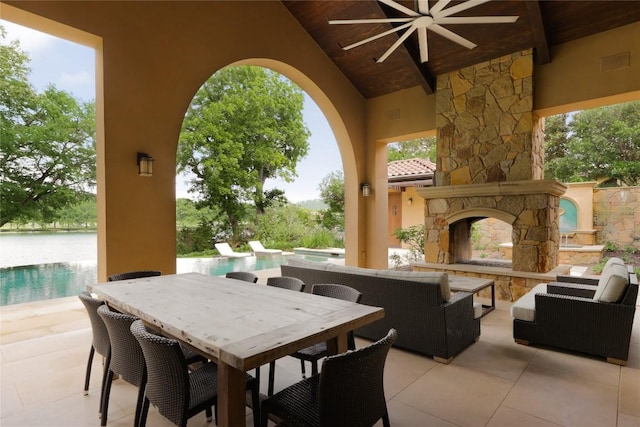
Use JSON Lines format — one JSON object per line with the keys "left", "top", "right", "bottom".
{"left": 88, "top": 272, "right": 385, "bottom": 427}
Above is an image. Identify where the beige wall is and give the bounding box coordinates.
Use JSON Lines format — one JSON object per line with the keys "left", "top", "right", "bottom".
{"left": 563, "top": 182, "right": 597, "bottom": 230}
{"left": 3, "top": 2, "right": 640, "bottom": 273}
{"left": 534, "top": 22, "right": 640, "bottom": 116}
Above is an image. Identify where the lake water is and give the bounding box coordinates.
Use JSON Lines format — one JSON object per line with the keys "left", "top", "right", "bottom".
{"left": 0, "top": 232, "right": 300, "bottom": 306}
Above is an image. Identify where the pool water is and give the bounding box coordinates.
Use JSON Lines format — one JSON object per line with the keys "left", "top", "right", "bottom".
{"left": 0, "top": 254, "right": 310, "bottom": 306}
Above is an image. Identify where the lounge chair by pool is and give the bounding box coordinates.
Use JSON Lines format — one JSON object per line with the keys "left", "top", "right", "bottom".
{"left": 248, "top": 241, "right": 282, "bottom": 257}
{"left": 215, "top": 243, "right": 252, "bottom": 258}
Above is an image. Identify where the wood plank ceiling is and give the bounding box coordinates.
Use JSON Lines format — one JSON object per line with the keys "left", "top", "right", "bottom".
{"left": 282, "top": 0, "right": 640, "bottom": 98}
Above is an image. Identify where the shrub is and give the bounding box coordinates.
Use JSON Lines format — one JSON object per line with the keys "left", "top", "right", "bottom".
{"left": 603, "top": 241, "right": 617, "bottom": 252}
{"left": 301, "top": 228, "right": 341, "bottom": 248}
{"left": 590, "top": 257, "right": 608, "bottom": 274}
{"left": 393, "top": 224, "right": 425, "bottom": 255}
{"left": 623, "top": 245, "right": 638, "bottom": 254}
{"left": 177, "top": 222, "right": 215, "bottom": 255}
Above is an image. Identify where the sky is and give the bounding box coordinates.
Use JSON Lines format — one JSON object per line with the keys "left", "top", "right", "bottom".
{"left": 1, "top": 20, "right": 342, "bottom": 202}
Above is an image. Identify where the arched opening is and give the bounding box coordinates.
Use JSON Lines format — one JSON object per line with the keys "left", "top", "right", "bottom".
{"left": 174, "top": 62, "right": 348, "bottom": 261}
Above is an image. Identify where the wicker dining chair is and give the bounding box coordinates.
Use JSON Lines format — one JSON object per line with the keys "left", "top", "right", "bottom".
{"left": 97, "top": 305, "right": 147, "bottom": 427}
{"left": 78, "top": 291, "right": 111, "bottom": 416}
{"left": 130, "top": 320, "right": 261, "bottom": 427}
{"left": 225, "top": 271, "right": 258, "bottom": 283}
{"left": 261, "top": 328, "right": 397, "bottom": 427}
{"left": 267, "top": 283, "right": 362, "bottom": 396}
{"left": 266, "top": 276, "right": 305, "bottom": 291}
{"left": 107, "top": 270, "right": 161, "bottom": 281}
{"left": 264, "top": 276, "right": 306, "bottom": 395}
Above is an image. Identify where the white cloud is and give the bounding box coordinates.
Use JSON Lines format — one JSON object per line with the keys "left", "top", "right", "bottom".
{"left": 1, "top": 20, "right": 54, "bottom": 53}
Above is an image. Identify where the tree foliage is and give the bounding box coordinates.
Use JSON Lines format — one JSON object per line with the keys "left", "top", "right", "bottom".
{"left": 317, "top": 170, "right": 345, "bottom": 230}
{"left": 177, "top": 66, "right": 310, "bottom": 243}
{"left": 0, "top": 27, "right": 96, "bottom": 227}
{"left": 388, "top": 136, "right": 436, "bottom": 162}
{"left": 544, "top": 102, "right": 640, "bottom": 185}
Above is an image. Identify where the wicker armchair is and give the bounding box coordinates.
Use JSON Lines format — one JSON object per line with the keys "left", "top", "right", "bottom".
{"left": 512, "top": 264, "right": 638, "bottom": 365}
{"left": 130, "top": 320, "right": 260, "bottom": 427}
{"left": 107, "top": 270, "right": 161, "bottom": 281}
{"left": 78, "top": 291, "right": 111, "bottom": 415}
{"left": 267, "top": 284, "right": 362, "bottom": 396}
{"left": 225, "top": 271, "right": 258, "bottom": 283}
{"left": 261, "top": 328, "right": 397, "bottom": 427}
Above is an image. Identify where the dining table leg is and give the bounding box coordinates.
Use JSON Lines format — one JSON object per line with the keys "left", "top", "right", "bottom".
{"left": 325, "top": 332, "right": 348, "bottom": 356}
{"left": 218, "top": 361, "right": 248, "bottom": 427}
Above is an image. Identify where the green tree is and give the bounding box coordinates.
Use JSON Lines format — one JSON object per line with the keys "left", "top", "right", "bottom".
{"left": 0, "top": 28, "right": 96, "bottom": 227}
{"left": 176, "top": 198, "right": 216, "bottom": 228}
{"left": 388, "top": 136, "right": 437, "bottom": 161}
{"left": 177, "top": 66, "right": 310, "bottom": 244}
{"left": 317, "top": 170, "right": 344, "bottom": 230}
{"left": 544, "top": 102, "right": 640, "bottom": 185}
{"left": 56, "top": 195, "right": 97, "bottom": 228}
{"left": 252, "top": 202, "right": 316, "bottom": 249}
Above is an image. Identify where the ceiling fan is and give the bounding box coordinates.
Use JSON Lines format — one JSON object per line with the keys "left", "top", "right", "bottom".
{"left": 329, "top": 0, "right": 519, "bottom": 63}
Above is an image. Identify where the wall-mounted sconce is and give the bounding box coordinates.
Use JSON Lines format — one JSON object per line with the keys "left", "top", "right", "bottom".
{"left": 361, "top": 183, "right": 371, "bottom": 197}
{"left": 408, "top": 197, "right": 413, "bottom": 205}
{"left": 137, "top": 152, "right": 153, "bottom": 177}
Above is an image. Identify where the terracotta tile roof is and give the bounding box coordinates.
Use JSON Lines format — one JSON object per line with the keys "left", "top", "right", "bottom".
{"left": 387, "top": 158, "right": 436, "bottom": 179}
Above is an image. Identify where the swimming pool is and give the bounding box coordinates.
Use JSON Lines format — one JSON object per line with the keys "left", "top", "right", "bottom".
{"left": 0, "top": 254, "right": 317, "bottom": 306}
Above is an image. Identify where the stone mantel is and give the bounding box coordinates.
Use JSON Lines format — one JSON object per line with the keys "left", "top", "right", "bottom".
{"left": 417, "top": 180, "right": 567, "bottom": 200}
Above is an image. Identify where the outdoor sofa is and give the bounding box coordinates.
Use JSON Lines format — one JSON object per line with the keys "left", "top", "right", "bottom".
{"left": 280, "top": 257, "right": 480, "bottom": 363}
{"left": 511, "top": 257, "right": 638, "bottom": 364}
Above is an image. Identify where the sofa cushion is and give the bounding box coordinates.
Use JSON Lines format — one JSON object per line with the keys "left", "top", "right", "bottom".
{"left": 375, "top": 270, "right": 450, "bottom": 302}
{"left": 285, "top": 257, "right": 330, "bottom": 271}
{"left": 510, "top": 283, "right": 547, "bottom": 322}
{"left": 473, "top": 302, "right": 483, "bottom": 319}
{"left": 602, "top": 257, "right": 624, "bottom": 273}
{"left": 594, "top": 263, "right": 628, "bottom": 303}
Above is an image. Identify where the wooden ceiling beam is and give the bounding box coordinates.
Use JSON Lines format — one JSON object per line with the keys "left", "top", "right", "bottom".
{"left": 526, "top": 1, "right": 551, "bottom": 64}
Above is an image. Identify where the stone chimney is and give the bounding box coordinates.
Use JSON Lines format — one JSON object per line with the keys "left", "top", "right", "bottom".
{"left": 418, "top": 49, "right": 566, "bottom": 273}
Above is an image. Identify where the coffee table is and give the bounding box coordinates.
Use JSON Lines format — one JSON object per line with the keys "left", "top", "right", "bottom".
{"left": 449, "top": 276, "right": 495, "bottom": 317}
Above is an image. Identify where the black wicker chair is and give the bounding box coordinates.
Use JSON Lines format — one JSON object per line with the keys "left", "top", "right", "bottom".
{"left": 267, "top": 284, "right": 362, "bottom": 396}
{"left": 513, "top": 264, "right": 638, "bottom": 365}
{"left": 264, "top": 276, "right": 306, "bottom": 395}
{"left": 107, "top": 270, "right": 161, "bottom": 282}
{"left": 97, "top": 305, "right": 146, "bottom": 427}
{"left": 225, "top": 271, "right": 258, "bottom": 283}
{"left": 266, "top": 276, "right": 305, "bottom": 291}
{"left": 78, "top": 291, "right": 111, "bottom": 415}
{"left": 130, "top": 320, "right": 260, "bottom": 427}
{"left": 261, "top": 328, "right": 397, "bottom": 427}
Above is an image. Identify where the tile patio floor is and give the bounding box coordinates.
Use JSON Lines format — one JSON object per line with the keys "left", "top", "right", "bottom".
{"left": 1, "top": 268, "right": 639, "bottom": 427}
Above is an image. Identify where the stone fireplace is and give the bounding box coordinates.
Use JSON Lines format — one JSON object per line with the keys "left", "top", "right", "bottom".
{"left": 418, "top": 180, "right": 566, "bottom": 272}
{"left": 416, "top": 49, "right": 566, "bottom": 274}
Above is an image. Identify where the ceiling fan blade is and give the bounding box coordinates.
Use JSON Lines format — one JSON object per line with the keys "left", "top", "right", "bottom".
{"left": 418, "top": 27, "right": 429, "bottom": 62}
{"left": 435, "top": 16, "right": 519, "bottom": 24}
{"left": 329, "top": 18, "right": 414, "bottom": 25}
{"left": 430, "top": 0, "right": 452, "bottom": 16}
{"left": 342, "top": 22, "right": 414, "bottom": 51}
{"left": 429, "top": 24, "right": 477, "bottom": 49}
{"left": 417, "top": 0, "right": 429, "bottom": 15}
{"left": 377, "top": 0, "right": 421, "bottom": 17}
{"left": 435, "top": 0, "right": 491, "bottom": 19}
{"left": 376, "top": 24, "right": 417, "bottom": 63}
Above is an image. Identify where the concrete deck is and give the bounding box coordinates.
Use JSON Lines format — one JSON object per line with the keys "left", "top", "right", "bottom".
{"left": 1, "top": 269, "right": 639, "bottom": 426}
